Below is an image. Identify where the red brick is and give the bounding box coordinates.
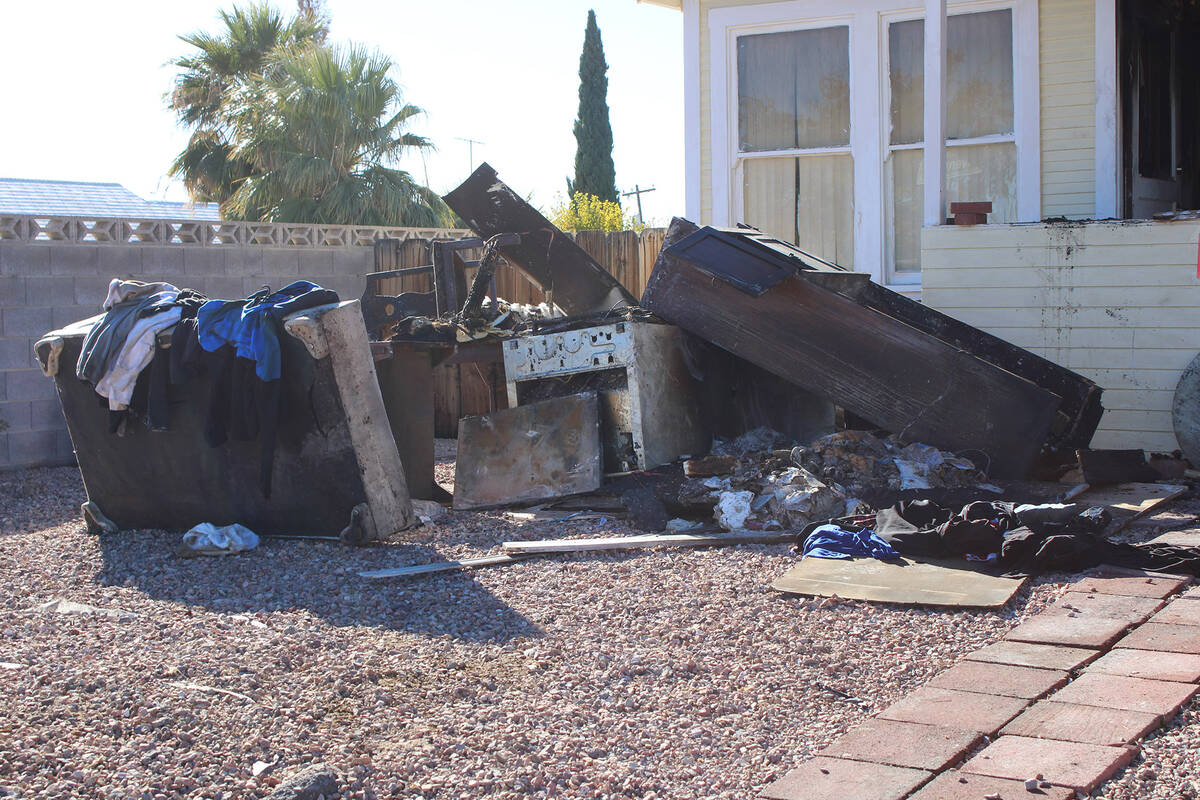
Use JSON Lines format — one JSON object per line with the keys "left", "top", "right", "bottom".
{"left": 1117, "top": 622, "right": 1200, "bottom": 654}
{"left": 960, "top": 735, "right": 1136, "bottom": 793}
{"left": 1149, "top": 599, "right": 1200, "bottom": 627}
{"left": 1181, "top": 585, "right": 1200, "bottom": 600}
{"left": 1086, "top": 647, "right": 1200, "bottom": 683}
{"left": 908, "top": 770, "right": 1074, "bottom": 800}
{"left": 966, "top": 641, "right": 1099, "bottom": 671}
{"left": 877, "top": 687, "right": 1030, "bottom": 735}
{"left": 818, "top": 718, "right": 982, "bottom": 771}
{"left": 1000, "top": 700, "right": 1161, "bottom": 746}
{"left": 928, "top": 661, "right": 1068, "bottom": 700}
{"left": 1050, "top": 591, "right": 1164, "bottom": 624}
{"left": 1049, "top": 672, "right": 1198, "bottom": 718}
{"left": 1073, "top": 574, "right": 1190, "bottom": 599}
{"left": 759, "top": 757, "right": 929, "bottom": 800}
{"left": 1005, "top": 612, "right": 1132, "bottom": 649}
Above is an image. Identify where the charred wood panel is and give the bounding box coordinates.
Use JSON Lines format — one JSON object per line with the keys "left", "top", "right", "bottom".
{"left": 442, "top": 163, "right": 637, "bottom": 314}
{"left": 642, "top": 219, "right": 1062, "bottom": 478}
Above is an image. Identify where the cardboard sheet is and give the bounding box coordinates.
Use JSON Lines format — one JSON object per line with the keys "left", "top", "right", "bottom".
{"left": 771, "top": 556, "right": 1027, "bottom": 608}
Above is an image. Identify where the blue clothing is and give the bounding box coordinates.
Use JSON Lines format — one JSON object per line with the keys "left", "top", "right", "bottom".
{"left": 197, "top": 281, "right": 338, "bottom": 381}
{"left": 802, "top": 524, "right": 901, "bottom": 561}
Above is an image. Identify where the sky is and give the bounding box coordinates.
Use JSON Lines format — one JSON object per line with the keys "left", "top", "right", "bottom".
{"left": 0, "top": 0, "right": 684, "bottom": 225}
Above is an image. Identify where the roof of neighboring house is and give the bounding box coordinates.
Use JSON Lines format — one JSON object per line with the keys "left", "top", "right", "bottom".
{"left": 636, "top": 0, "right": 681, "bottom": 8}
{"left": 0, "top": 177, "right": 221, "bottom": 220}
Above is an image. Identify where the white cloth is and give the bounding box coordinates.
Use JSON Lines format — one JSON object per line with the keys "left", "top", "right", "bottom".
{"left": 102, "top": 279, "right": 178, "bottom": 311}
{"left": 93, "top": 304, "right": 181, "bottom": 411}
{"left": 182, "top": 523, "right": 260, "bottom": 554}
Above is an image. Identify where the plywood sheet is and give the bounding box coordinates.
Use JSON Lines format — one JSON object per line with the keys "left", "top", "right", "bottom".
{"left": 771, "top": 557, "right": 1027, "bottom": 608}
{"left": 453, "top": 392, "right": 602, "bottom": 510}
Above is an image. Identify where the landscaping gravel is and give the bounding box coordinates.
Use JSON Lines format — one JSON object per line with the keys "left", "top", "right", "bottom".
{"left": 0, "top": 454, "right": 1196, "bottom": 800}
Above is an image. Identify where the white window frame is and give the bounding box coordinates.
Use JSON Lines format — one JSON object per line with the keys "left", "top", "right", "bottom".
{"left": 709, "top": 0, "right": 1040, "bottom": 290}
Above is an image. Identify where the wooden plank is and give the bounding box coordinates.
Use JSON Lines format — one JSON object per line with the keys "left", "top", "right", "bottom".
{"left": 443, "top": 163, "right": 637, "bottom": 314}
{"left": 1079, "top": 482, "right": 1189, "bottom": 534}
{"left": 641, "top": 219, "right": 1062, "bottom": 478}
{"left": 359, "top": 553, "right": 531, "bottom": 579}
{"left": 771, "top": 557, "right": 1027, "bottom": 608}
{"left": 502, "top": 530, "right": 797, "bottom": 553}
{"left": 453, "top": 392, "right": 603, "bottom": 510}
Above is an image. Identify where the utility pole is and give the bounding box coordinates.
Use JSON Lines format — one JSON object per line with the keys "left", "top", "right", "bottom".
{"left": 456, "top": 137, "right": 485, "bottom": 173}
{"left": 621, "top": 184, "right": 656, "bottom": 225}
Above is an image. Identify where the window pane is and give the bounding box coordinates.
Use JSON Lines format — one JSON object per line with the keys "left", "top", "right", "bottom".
{"left": 886, "top": 10, "right": 1014, "bottom": 143}
{"left": 947, "top": 10, "right": 1014, "bottom": 139}
{"left": 744, "top": 155, "right": 855, "bottom": 267}
{"left": 947, "top": 141, "right": 1017, "bottom": 221}
{"left": 737, "top": 26, "right": 850, "bottom": 151}
{"left": 889, "top": 20, "right": 924, "bottom": 145}
{"left": 886, "top": 148, "right": 924, "bottom": 274}
{"left": 887, "top": 142, "right": 1016, "bottom": 278}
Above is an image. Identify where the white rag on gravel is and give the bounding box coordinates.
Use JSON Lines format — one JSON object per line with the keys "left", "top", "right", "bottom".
{"left": 183, "top": 523, "right": 260, "bottom": 555}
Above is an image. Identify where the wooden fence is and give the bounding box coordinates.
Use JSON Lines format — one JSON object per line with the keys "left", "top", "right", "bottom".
{"left": 372, "top": 228, "right": 666, "bottom": 436}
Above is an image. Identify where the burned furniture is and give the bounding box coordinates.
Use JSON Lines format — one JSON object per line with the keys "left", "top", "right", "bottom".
{"left": 642, "top": 219, "right": 1104, "bottom": 479}
{"left": 443, "top": 163, "right": 638, "bottom": 314}
{"left": 502, "top": 315, "right": 709, "bottom": 474}
{"left": 35, "top": 301, "right": 416, "bottom": 540}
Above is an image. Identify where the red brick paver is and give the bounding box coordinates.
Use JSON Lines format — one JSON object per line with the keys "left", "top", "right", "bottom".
{"left": 1085, "top": 647, "right": 1200, "bottom": 683}
{"left": 1050, "top": 672, "right": 1198, "bottom": 718}
{"left": 908, "top": 770, "right": 1074, "bottom": 800}
{"left": 1073, "top": 574, "right": 1190, "bottom": 599}
{"left": 1006, "top": 611, "right": 1132, "bottom": 649}
{"left": 1050, "top": 590, "right": 1164, "bottom": 623}
{"left": 1148, "top": 600, "right": 1200, "bottom": 627}
{"left": 1181, "top": 585, "right": 1200, "bottom": 600}
{"left": 927, "top": 660, "right": 1068, "bottom": 699}
{"left": 760, "top": 756, "right": 930, "bottom": 800}
{"left": 817, "top": 718, "right": 981, "bottom": 772}
{"left": 877, "top": 687, "right": 1029, "bottom": 735}
{"left": 1000, "top": 700, "right": 1161, "bottom": 746}
{"left": 1117, "top": 621, "right": 1200, "bottom": 654}
{"left": 959, "top": 735, "right": 1136, "bottom": 793}
{"left": 965, "top": 640, "right": 1099, "bottom": 671}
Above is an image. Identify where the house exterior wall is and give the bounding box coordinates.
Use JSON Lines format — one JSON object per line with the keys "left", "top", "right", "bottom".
{"left": 922, "top": 219, "right": 1200, "bottom": 452}
{"left": 1040, "top": 0, "right": 1097, "bottom": 218}
{"left": 695, "top": 0, "right": 1100, "bottom": 228}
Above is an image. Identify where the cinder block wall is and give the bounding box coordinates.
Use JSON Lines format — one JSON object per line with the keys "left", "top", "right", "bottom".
{"left": 0, "top": 218, "right": 466, "bottom": 470}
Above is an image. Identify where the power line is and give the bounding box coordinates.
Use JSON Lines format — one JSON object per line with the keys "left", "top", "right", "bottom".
{"left": 621, "top": 184, "right": 656, "bottom": 224}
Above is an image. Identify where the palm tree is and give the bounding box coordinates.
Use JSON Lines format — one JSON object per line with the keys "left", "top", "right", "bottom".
{"left": 167, "top": 5, "right": 449, "bottom": 226}
{"left": 168, "top": 3, "right": 327, "bottom": 205}
{"left": 219, "top": 44, "right": 451, "bottom": 226}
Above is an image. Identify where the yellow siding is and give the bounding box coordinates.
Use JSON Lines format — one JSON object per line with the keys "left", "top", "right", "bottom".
{"left": 923, "top": 220, "right": 1200, "bottom": 452}
{"left": 1040, "top": 0, "right": 1096, "bottom": 218}
{"left": 698, "top": 0, "right": 1100, "bottom": 225}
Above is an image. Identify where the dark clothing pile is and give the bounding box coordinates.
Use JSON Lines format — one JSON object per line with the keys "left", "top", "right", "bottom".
{"left": 171, "top": 281, "right": 340, "bottom": 498}
{"left": 874, "top": 499, "right": 1200, "bottom": 576}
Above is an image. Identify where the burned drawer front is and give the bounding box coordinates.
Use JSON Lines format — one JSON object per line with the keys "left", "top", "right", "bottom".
{"left": 502, "top": 320, "right": 709, "bottom": 474}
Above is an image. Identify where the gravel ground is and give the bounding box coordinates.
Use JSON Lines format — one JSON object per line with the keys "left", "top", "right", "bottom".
{"left": 0, "top": 451, "right": 1196, "bottom": 800}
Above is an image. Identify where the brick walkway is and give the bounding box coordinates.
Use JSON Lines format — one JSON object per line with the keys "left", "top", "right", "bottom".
{"left": 762, "top": 571, "right": 1199, "bottom": 800}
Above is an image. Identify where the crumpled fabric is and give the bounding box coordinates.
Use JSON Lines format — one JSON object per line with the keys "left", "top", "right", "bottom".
{"left": 92, "top": 304, "right": 182, "bottom": 410}
{"left": 182, "top": 523, "right": 260, "bottom": 555}
{"left": 197, "top": 281, "right": 338, "bottom": 381}
{"left": 802, "top": 523, "right": 901, "bottom": 561}
{"left": 76, "top": 279, "right": 181, "bottom": 387}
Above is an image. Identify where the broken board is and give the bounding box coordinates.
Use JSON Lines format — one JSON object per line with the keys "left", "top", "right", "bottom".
{"left": 453, "top": 392, "right": 603, "bottom": 510}
{"left": 771, "top": 557, "right": 1027, "bottom": 608}
{"left": 502, "top": 530, "right": 797, "bottom": 554}
{"left": 1080, "top": 482, "right": 1188, "bottom": 533}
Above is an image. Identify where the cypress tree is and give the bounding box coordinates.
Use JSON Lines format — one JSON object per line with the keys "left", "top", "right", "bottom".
{"left": 572, "top": 9, "right": 618, "bottom": 203}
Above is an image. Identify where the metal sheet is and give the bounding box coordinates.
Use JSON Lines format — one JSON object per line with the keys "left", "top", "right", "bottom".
{"left": 771, "top": 557, "right": 1027, "bottom": 608}
{"left": 453, "top": 392, "right": 603, "bottom": 510}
